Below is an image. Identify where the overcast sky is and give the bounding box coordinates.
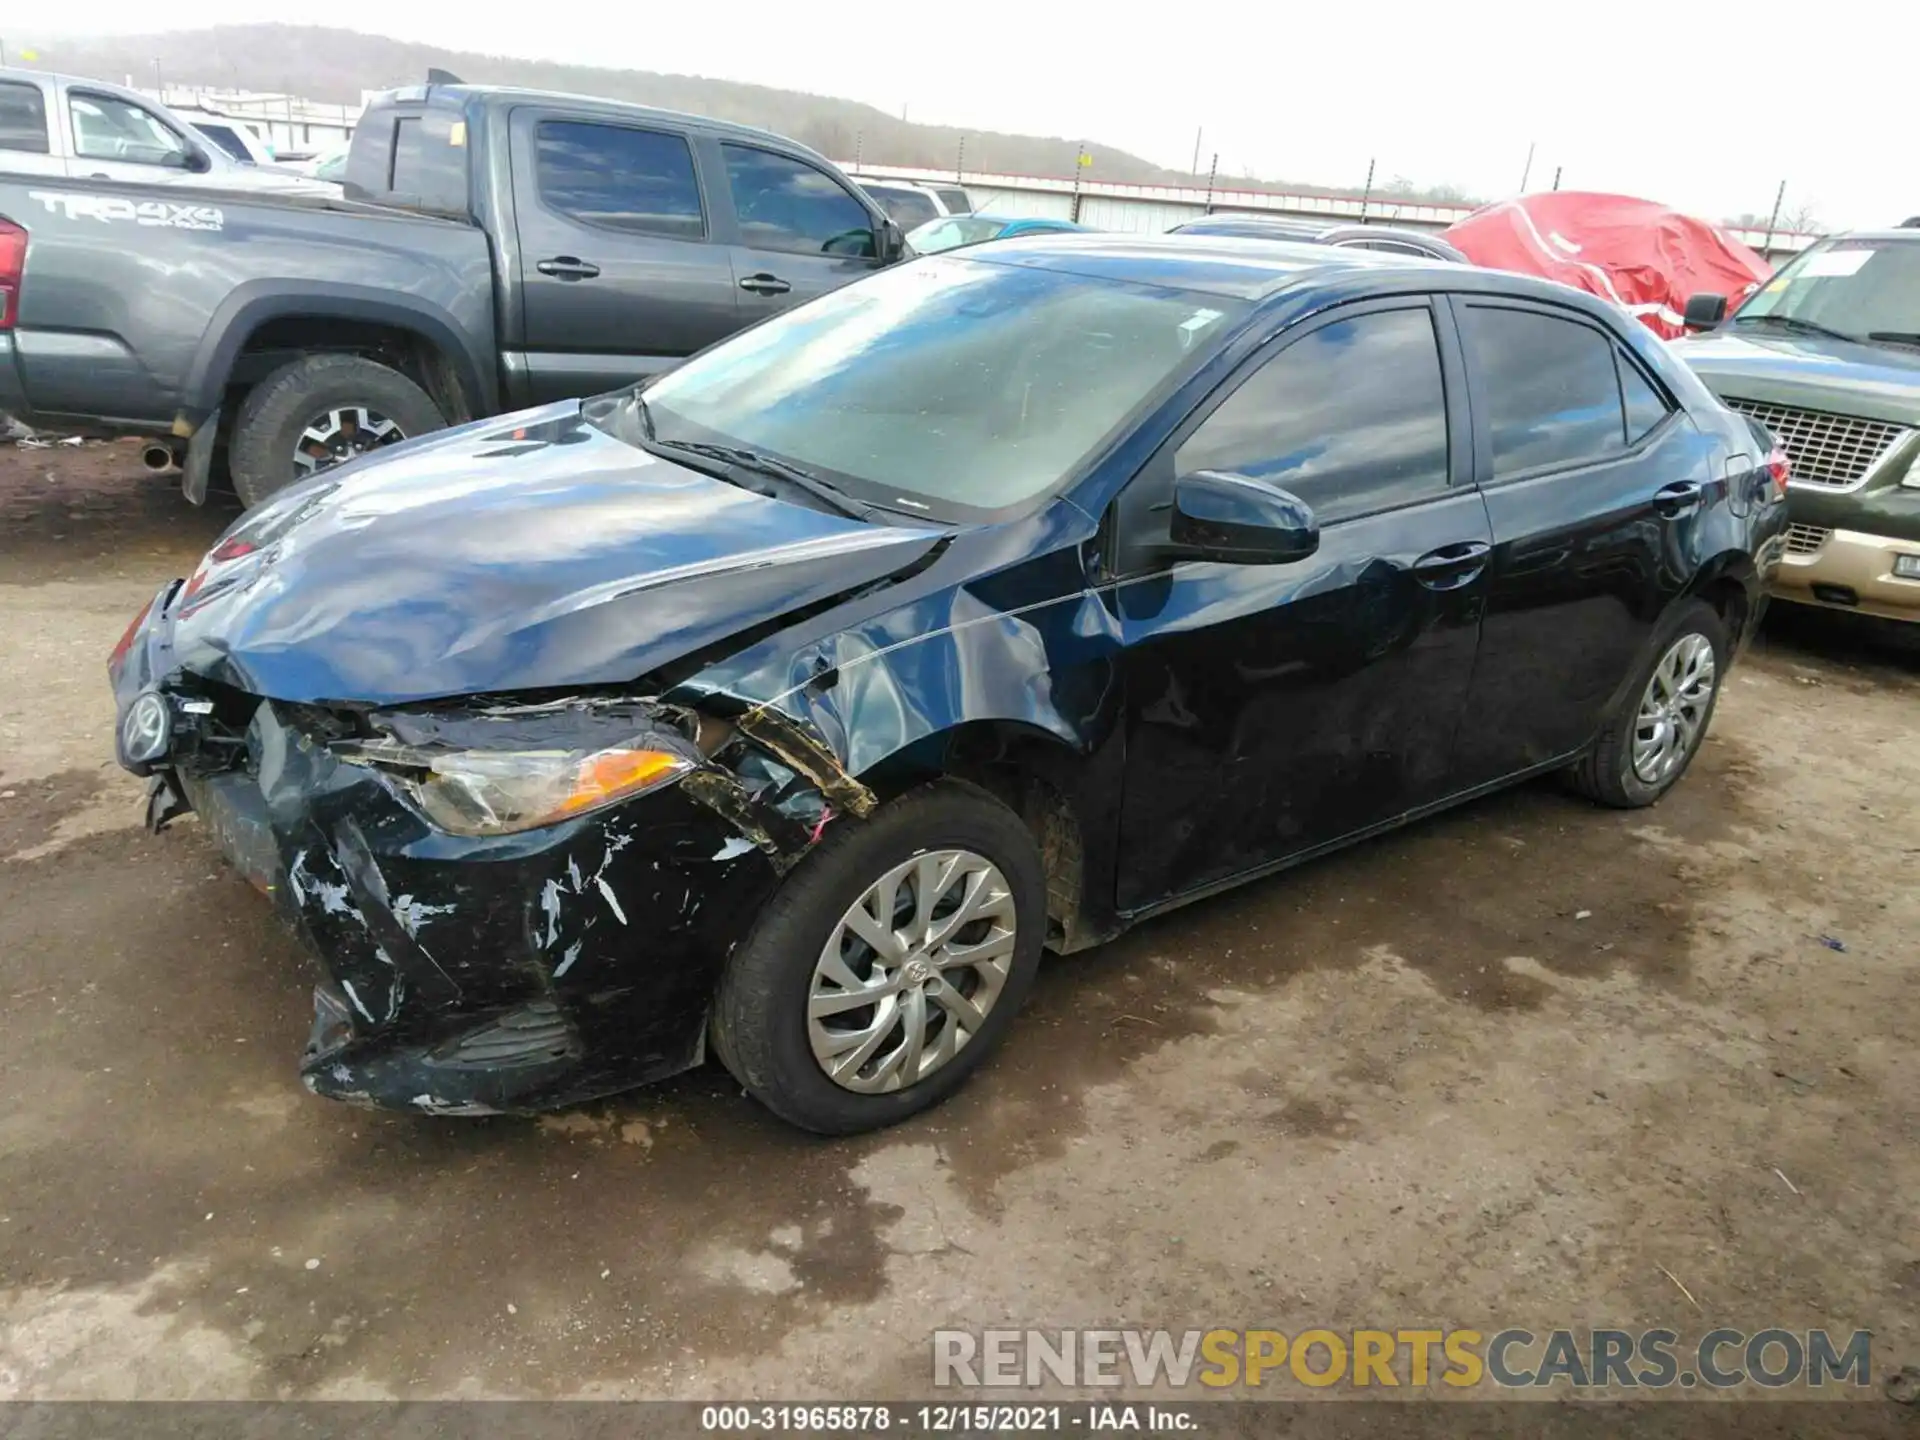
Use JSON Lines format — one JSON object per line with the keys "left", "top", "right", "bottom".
{"left": 39, "top": 0, "right": 1906, "bottom": 229}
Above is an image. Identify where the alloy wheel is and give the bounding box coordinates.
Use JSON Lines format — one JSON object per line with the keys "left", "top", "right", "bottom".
{"left": 294, "top": 406, "right": 407, "bottom": 477}
{"left": 807, "top": 849, "right": 1017, "bottom": 1094}
{"left": 1631, "top": 632, "right": 1716, "bottom": 786}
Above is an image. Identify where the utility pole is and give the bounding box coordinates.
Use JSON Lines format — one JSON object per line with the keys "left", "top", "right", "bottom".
{"left": 1070, "top": 140, "right": 1087, "bottom": 223}
{"left": 1204, "top": 152, "right": 1219, "bottom": 214}
{"left": 1359, "top": 156, "right": 1375, "bottom": 221}
{"left": 1761, "top": 179, "right": 1787, "bottom": 259}
{"left": 1191, "top": 126, "right": 1203, "bottom": 175}
{"left": 1552, "top": 166, "right": 1562, "bottom": 191}
{"left": 956, "top": 135, "right": 965, "bottom": 182}
{"left": 1518, "top": 140, "right": 1535, "bottom": 192}
{"left": 853, "top": 130, "right": 862, "bottom": 168}
{"left": 152, "top": 59, "right": 163, "bottom": 97}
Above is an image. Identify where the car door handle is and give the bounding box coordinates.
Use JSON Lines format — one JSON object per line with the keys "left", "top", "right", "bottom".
{"left": 1412, "top": 540, "right": 1491, "bottom": 590}
{"left": 1652, "top": 481, "right": 1704, "bottom": 516}
{"left": 738, "top": 273, "right": 792, "bottom": 295}
{"left": 535, "top": 256, "right": 601, "bottom": 280}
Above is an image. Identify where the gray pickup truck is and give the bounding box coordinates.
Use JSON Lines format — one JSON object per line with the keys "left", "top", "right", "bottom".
{"left": 0, "top": 80, "right": 902, "bottom": 506}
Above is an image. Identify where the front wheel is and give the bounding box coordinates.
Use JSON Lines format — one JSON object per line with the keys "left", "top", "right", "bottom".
{"left": 1569, "top": 599, "right": 1729, "bottom": 808}
{"left": 711, "top": 783, "right": 1046, "bottom": 1135}
{"left": 228, "top": 354, "right": 446, "bottom": 508}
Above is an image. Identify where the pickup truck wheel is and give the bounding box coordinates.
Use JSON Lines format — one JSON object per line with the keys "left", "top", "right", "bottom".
{"left": 229, "top": 354, "right": 446, "bottom": 508}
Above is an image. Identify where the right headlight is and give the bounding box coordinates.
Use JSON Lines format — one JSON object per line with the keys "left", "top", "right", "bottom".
{"left": 334, "top": 700, "right": 705, "bottom": 837}
{"left": 396, "top": 744, "right": 694, "bottom": 837}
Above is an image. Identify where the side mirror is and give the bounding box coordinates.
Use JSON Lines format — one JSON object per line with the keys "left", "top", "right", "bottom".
{"left": 880, "top": 218, "right": 906, "bottom": 263}
{"left": 167, "top": 144, "right": 211, "bottom": 173}
{"left": 1683, "top": 292, "right": 1729, "bottom": 330}
{"left": 1168, "top": 470, "right": 1319, "bottom": 565}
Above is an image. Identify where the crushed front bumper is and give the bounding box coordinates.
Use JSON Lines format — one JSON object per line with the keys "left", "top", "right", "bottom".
{"left": 1770, "top": 525, "right": 1920, "bottom": 623}
{"left": 109, "top": 588, "right": 800, "bottom": 1114}
{"left": 164, "top": 705, "right": 785, "bottom": 1114}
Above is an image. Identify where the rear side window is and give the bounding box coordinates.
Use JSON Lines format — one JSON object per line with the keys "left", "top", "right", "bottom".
{"left": 936, "top": 187, "right": 972, "bottom": 215}
{"left": 865, "top": 184, "right": 939, "bottom": 229}
{"left": 1461, "top": 305, "right": 1627, "bottom": 476}
{"left": 0, "top": 81, "right": 48, "bottom": 154}
{"left": 1176, "top": 306, "right": 1451, "bottom": 523}
{"left": 194, "top": 122, "right": 251, "bottom": 161}
{"left": 724, "top": 145, "right": 876, "bottom": 257}
{"left": 1618, "top": 351, "right": 1674, "bottom": 443}
{"left": 535, "top": 121, "right": 704, "bottom": 240}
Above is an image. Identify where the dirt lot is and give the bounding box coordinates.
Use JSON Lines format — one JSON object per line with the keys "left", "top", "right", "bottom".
{"left": 0, "top": 442, "right": 1915, "bottom": 1405}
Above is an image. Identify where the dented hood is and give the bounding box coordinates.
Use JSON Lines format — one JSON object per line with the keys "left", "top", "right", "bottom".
{"left": 167, "top": 403, "right": 945, "bottom": 705}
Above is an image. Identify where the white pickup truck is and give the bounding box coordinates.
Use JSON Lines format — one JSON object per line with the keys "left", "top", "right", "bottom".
{"left": 0, "top": 66, "right": 334, "bottom": 197}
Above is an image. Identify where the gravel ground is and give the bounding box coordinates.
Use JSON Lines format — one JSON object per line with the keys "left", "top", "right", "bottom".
{"left": 0, "top": 442, "right": 1915, "bottom": 1410}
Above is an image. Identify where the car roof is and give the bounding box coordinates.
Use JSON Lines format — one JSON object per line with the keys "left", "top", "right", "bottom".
{"left": 963, "top": 231, "right": 1624, "bottom": 317}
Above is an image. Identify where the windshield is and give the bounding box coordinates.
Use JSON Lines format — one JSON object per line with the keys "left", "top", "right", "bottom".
{"left": 1733, "top": 238, "right": 1920, "bottom": 343}
{"left": 634, "top": 255, "right": 1241, "bottom": 520}
{"left": 906, "top": 216, "right": 1008, "bottom": 254}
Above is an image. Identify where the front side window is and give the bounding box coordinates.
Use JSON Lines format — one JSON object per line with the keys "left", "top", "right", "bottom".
{"left": 69, "top": 93, "right": 192, "bottom": 166}
{"left": 1731, "top": 238, "right": 1920, "bottom": 345}
{"left": 632, "top": 256, "right": 1242, "bottom": 519}
{"left": 1461, "top": 305, "right": 1627, "bottom": 477}
{"left": 724, "top": 145, "right": 875, "bottom": 257}
{"left": 534, "top": 121, "right": 705, "bottom": 240}
{"left": 0, "top": 81, "right": 49, "bottom": 154}
{"left": 1176, "top": 306, "right": 1451, "bottom": 523}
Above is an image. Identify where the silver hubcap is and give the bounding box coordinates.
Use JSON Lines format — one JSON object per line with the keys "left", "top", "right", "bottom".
{"left": 295, "top": 406, "right": 405, "bottom": 477}
{"left": 807, "top": 849, "right": 1017, "bottom": 1094}
{"left": 1631, "top": 632, "right": 1716, "bottom": 786}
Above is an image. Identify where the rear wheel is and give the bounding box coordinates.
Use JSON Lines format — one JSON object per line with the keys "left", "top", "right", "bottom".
{"left": 1570, "top": 599, "right": 1728, "bottom": 808}
{"left": 711, "top": 783, "right": 1046, "bottom": 1135}
{"left": 228, "top": 354, "right": 445, "bottom": 508}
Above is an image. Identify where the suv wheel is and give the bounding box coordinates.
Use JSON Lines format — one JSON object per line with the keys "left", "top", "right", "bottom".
{"left": 711, "top": 783, "right": 1046, "bottom": 1135}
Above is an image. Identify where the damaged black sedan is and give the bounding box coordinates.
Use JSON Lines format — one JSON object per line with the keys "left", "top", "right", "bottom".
{"left": 110, "top": 237, "right": 1786, "bottom": 1133}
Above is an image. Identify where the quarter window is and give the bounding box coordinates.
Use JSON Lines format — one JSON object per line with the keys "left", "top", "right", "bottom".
{"left": 534, "top": 121, "right": 705, "bottom": 240}
{"left": 0, "top": 82, "right": 48, "bottom": 154}
{"left": 1618, "top": 351, "right": 1673, "bottom": 443}
{"left": 724, "top": 145, "right": 876, "bottom": 258}
{"left": 1176, "top": 306, "right": 1451, "bottom": 523}
{"left": 1461, "top": 305, "right": 1629, "bottom": 476}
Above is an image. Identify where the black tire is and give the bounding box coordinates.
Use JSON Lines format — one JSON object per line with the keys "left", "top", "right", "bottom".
{"left": 1569, "top": 599, "right": 1729, "bottom": 808}
{"left": 228, "top": 353, "right": 445, "bottom": 509}
{"left": 711, "top": 782, "right": 1046, "bottom": 1135}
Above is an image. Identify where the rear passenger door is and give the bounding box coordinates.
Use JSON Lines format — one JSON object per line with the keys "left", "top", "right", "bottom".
{"left": 0, "top": 78, "right": 60, "bottom": 177}
{"left": 713, "top": 142, "right": 887, "bottom": 321}
{"left": 1446, "top": 296, "right": 1715, "bottom": 785}
{"left": 508, "top": 111, "right": 740, "bottom": 405}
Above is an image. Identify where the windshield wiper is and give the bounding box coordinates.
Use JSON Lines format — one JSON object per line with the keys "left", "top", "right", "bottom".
{"left": 1734, "top": 313, "right": 1861, "bottom": 344}
{"left": 653, "top": 438, "right": 872, "bottom": 521}
{"left": 1866, "top": 330, "right": 1920, "bottom": 349}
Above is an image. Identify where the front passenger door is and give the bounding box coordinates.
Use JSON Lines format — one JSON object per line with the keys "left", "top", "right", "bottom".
{"left": 1112, "top": 300, "right": 1493, "bottom": 913}
{"left": 718, "top": 143, "right": 887, "bottom": 320}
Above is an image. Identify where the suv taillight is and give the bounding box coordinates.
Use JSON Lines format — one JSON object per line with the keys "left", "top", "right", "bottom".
{"left": 1767, "top": 444, "right": 1791, "bottom": 502}
{"left": 0, "top": 217, "right": 24, "bottom": 330}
